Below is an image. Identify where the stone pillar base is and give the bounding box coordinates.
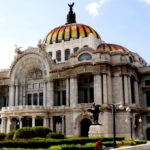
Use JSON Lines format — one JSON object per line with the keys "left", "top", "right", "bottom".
{"left": 88, "top": 125, "right": 103, "bottom": 137}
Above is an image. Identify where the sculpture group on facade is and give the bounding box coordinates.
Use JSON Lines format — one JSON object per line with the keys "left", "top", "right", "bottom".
{"left": 88, "top": 103, "right": 101, "bottom": 125}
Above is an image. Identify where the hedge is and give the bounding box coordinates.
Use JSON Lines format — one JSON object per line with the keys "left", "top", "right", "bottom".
{"left": 47, "top": 132, "right": 65, "bottom": 139}
{"left": 0, "top": 133, "right": 7, "bottom": 140}
{"left": 6, "top": 130, "right": 16, "bottom": 140}
{"left": 33, "top": 126, "right": 52, "bottom": 138}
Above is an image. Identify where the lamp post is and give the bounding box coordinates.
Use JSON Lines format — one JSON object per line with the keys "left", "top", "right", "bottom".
{"left": 112, "top": 104, "right": 116, "bottom": 148}
{"left": 111, "top": 103, "right": 124, "bottom": 148}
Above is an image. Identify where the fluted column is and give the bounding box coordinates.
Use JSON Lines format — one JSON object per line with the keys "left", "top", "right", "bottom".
{"left": 32, "top": 116, "right": 36, "bottom": 127}
{"left": 43, "top": 82, "right": 47, "bottom": 106}
{"left": 6, "top": 117, "right": 11, "bottom": 133}
{"left": 66, "top": 78, "right": 70, "bottom": 106}
{"left": 9, "top": 84, "right": 15, "bottom": 106}
{"left": 47, "top": 80, "right": 54, "bottom": 106}
{"left": 103, "top": 74, "right": 108, "bottom": 104}
{"left": 15, "top": 84, "right": 19, "bottom": 106}
{"left": 94, "top": 74, "right": 102, "bottom": 105}
{"left": 124, "top": 75, "right": 129, "bottom": 105}
{"left": 70, "top": 77, "right": 78, "bottom": 107}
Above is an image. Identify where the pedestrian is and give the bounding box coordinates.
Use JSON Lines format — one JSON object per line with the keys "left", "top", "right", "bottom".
{"left": 95, "top": 139, "right": 102, "bottom": 150}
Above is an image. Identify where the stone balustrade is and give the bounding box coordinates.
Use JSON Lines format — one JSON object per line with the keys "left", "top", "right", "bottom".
{"left": 1, "top": 105, "right": 51, "bottom": 111}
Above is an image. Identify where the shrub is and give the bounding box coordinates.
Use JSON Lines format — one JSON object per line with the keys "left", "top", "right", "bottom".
{"left": 49, "top": 145, "right": 61, "bottom": 150}
{"left": 0, "top": 133, "right": 6, "bottom": 140}
{"left": 33, "top": 126, "right": 52, "bottom": 138}
{"left": 47, "top": 132, "right": 65, "bottom": 139}
{"left": 6, "top": 130, "right": 16, "bottom": 140}
{"left": 13, "top": 127, "right": 36, "bottom": 139}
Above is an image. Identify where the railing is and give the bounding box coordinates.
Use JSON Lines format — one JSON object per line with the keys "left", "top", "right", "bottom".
{"left": 1, "top": 105, "right": 51, "bottom": 111}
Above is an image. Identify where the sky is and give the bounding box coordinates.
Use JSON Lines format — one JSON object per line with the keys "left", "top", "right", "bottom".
{"left": 0, "top": 0, "right": 150, "bottom": 69}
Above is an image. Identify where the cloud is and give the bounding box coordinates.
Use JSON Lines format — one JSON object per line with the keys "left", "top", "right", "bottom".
{"left": 0, "top": 40, "right": 37, "bottom": 69}
{"left": 85, "top": 0, "right": 110, "bottom": 17}
{"left": 140, "top": 0, "right": 150, "bottom": 5}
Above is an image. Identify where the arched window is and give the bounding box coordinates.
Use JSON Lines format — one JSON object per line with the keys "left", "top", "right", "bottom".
{"left": 74, "top": 47, "right": 79, "bottom": 53}
{"left": 78, "top": 53, "right": 92, "bottom": 61}
{"left": 65, "top": 49, "right": 70, "bottom": 60}
{"left": 129, "top": 56, "right": 133, "bottom": 63}
{"left": 56, "top": 50, "right": 61, "bottom": 62}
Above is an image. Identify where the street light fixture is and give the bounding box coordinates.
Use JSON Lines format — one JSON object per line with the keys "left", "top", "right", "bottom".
{"left": 110, "top": 103, "right": 124, "bottom": 148}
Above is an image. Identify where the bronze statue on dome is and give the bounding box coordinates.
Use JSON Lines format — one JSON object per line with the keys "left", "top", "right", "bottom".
{"left": 88, "top": 103, "right": 101, "bottom": 125}
{"left": 68, "top": 2, "right": 74, "bottom": 12}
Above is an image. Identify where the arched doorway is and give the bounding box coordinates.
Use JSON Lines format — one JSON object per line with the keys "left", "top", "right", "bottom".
{"left": 80, "top": 118, "right": 91, "bottom": 137}
{"left": 146, "top": 127, "right": 150, "bottom": 140}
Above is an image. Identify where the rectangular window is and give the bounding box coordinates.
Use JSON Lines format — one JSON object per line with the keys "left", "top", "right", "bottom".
{"left": 62, "top": 90, "right": 66, "bottom": 105}
{"left": 145, "top": 80, "right": 150, "bottom": 86}
{"left": 27, "top": 94, "right": 32, "bottom": 105}
{"left": 84, "top": 88, "right": 88, "bottom": 103}
{"left": 146, "top": 91, "right": 150, "bottom": 107}
{"left": 146, "top": 116, "right": 150, "bottom": 124}
{"left": 39, "top": 93, "right": 43, "bottom": 105}
{"left": 33, "top": 93, "right": 38, "bottom": 105}
{"left": 90, "top": 88, "right": 94, "bottom": 103}
{"left": 57, "top": 91, "right": 61, "bottom": 106}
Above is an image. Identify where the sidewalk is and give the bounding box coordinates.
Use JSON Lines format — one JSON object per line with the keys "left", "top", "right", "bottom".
{"left": 108, "top": 141, "right": 150, "bottom": 150}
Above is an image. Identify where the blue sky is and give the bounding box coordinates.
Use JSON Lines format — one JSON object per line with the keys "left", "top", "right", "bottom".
{"left": 0, "top": 0, "right": 150, "bottom": 69}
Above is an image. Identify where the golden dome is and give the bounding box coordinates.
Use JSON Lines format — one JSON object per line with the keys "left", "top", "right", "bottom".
{"left": 97, "top": 43, "right": 129, "bottom": 53}
{"left": 44, "top": 23, "right": 101, "bottom": 44}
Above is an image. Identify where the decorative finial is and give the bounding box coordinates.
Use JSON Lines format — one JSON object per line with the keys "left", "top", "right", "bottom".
{"left": 66, "top": 2, "right": 76, "bottom": 24}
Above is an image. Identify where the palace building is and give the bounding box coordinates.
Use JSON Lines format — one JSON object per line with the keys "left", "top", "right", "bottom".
{"left": 0, "top": 4, "right": 150, "bottom": 139}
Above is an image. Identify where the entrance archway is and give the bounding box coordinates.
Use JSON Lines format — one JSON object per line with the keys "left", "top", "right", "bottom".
{"left": 80, "top": 118, "right": 91, "bottom": 137}
{"left": 146, "top": 127, "right": 150, "bottom": 140}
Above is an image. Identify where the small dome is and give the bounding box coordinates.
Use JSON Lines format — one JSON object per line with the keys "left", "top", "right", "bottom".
{"left": 44, "top": 23, "right": 101, "bottom": 44}
{"left": 97, "top": 43, "right": 129, "bottom": 53}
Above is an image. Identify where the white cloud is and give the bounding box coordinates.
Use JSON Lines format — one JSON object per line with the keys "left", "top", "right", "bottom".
{"left": 140, "top": 0, "right": 150, "bottom": 5}
{"left": 0, "top": 41, "right": 37, "bottom": 69}
{"left": 85, "top": 0, "right": 110, "bottom": 17}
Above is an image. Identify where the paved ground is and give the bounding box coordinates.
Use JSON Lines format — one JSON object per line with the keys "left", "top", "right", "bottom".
{"left": 107, "top": 141, "right": 150, "bottom": 150}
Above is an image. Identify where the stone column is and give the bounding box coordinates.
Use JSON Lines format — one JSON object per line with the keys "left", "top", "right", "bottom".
{"left": 124, "top": 75, "right": 129, "bottom": 105}
{"left": 50, "top": 117, "right": 53, "bottom": 131}
{"left": 6, "top": 117, "right": 11, "bottom": 133}
{"left": 94, "top": 74, "right": 102, "bottom": 105}
{"left": 103, "top": 74, "right": 108, "bottom": 104}
{"left": 62, "top": 116, "right": 65, "bottom": 135}
{"left": 47, "top": 80, "right": 54, "bottom": 107}
{"left": 66, "top": 78, "right": 70, "bottom": 106}
{"left": 1, "top": 117, "right": 6, "bottom": 132}
{"left": 43, "top": 82, "right": 47, "bottom": 106}
{"left": 32, "top": 116, "right": 36, "bottom": 127}
{"left": 70, "top": 77, "right": 78, "bottom": 107}
{"left": 134, "top": 81, "right": 139, "bottom": 105}
{"left": 43, "top": 117, "right": 48, "bottom": 127}
{"left": 15, "top": 84, "right": 19, "bottom": 106}
{"left": 22, "top": 84, "right": 26, "bottom": 105}
{"left": 107, "top": 73, "right": 112, "bottom": 104}
{"left": 19, "top": 86, "right": 23, "bottom": 105}
{"left": 19, "top": 117, "right": 22, "bottom": 128}
{"left": 9, "top": 84, "right": 15, "bottom": 106}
